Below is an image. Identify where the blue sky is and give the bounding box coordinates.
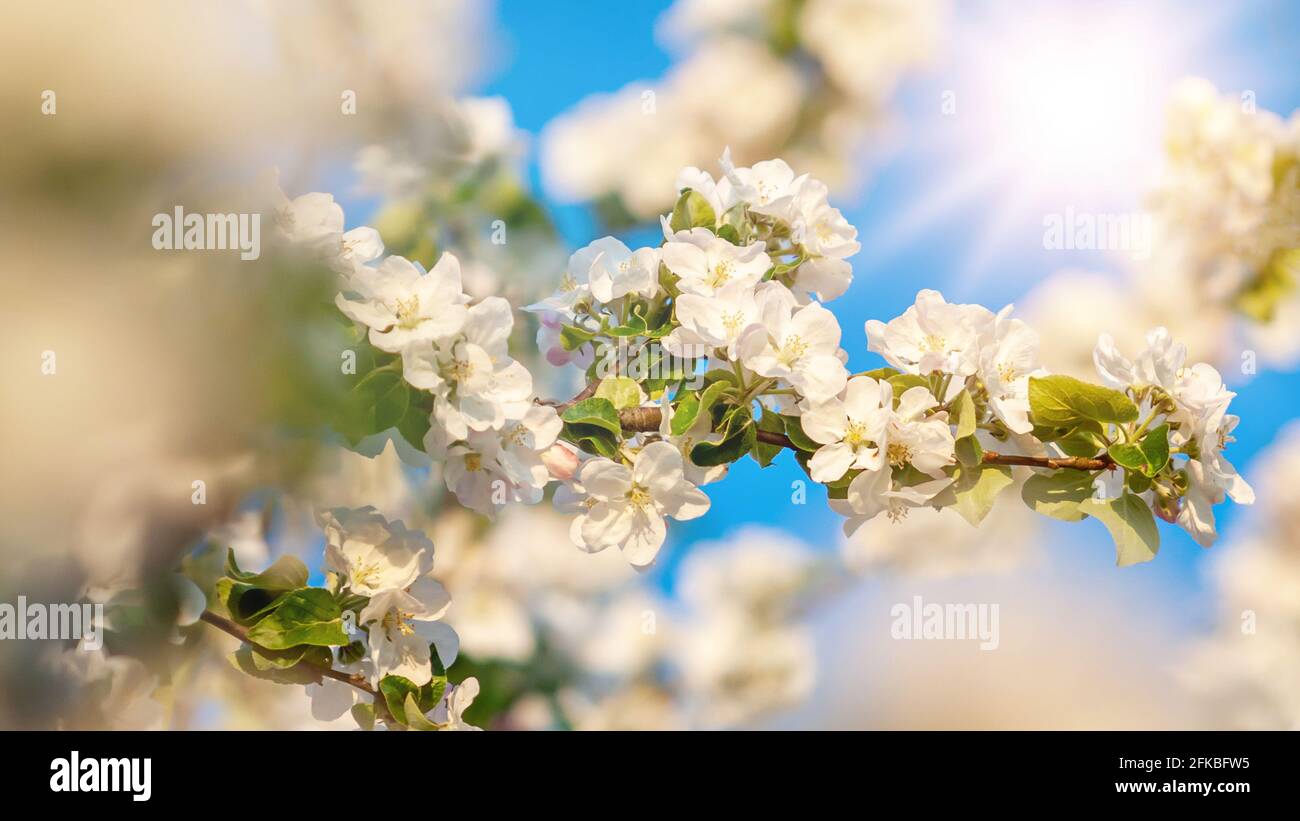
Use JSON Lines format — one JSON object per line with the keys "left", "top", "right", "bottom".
{"left": 342, "top": 1, "right": 1300, "bottom": 619}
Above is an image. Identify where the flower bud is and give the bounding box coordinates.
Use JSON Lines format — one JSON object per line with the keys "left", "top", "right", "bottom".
{"left": 541, "top": 442, "right": 581, "bottom": 481}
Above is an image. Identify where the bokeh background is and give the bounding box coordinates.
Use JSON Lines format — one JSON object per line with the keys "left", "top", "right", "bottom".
{"left": 2, "top": 0, "right": 1298, "bottom": 729}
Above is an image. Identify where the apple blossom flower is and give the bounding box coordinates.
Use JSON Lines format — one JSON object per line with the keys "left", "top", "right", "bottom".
{"left": 360, "top": 576, "right": 458, "bottom": 687}
{"left": 738, "top": 287, "right": 848, "bottom": 402}
{"left": 337, "top": 227, "right": 384, "bottom": 271}
{"left": 573, "top": 441, "right": 711, "bottom": 567}
{"left": 524, "top": 254, "right": 594, "bottom": 322}
{"left": 832, "top": 467, "right": 954, "bottom": 535}
{"left": 433, "top": 677, "right": 483, "bottom": 731}
{"left": 572, "top": 237, "right": 660, "bottom": 304}
{"left": 789, "top": 256, "right": 854, "bottom": 304}
{"left": 270, "top": 183, "right": 343, "bottom": 252}
{"left": 1093, "top": 327, "right": 1187, "bottom": 395}
{"left": 667, "top": 279, "right": 775, "bottom": 359}
{"left": 791, "top": 178, "right": 860, "bottom": 261}
{"left": 866, "top": 289, "right": 994, "bottom": 377}
{"left": 320, "top": 506, "right": 431, "bottom": 596}
{"left": 1178, "top": 459, "right": 1225, "bottom": 547}
{"left": 336, "top": 252, "right": 469, "bottom": 354}
{"left": 661, "top": 227, "right": 771, "bottom": 297}
{"left": 436, "top": 408, "right": 559, "bottom": 517}
{"left": 673, "top": 165, "right": 740, "bottom": 220}
{"left": 1190, "top": 404, "right": 1255, "bottom": 507}
{"left": 404, "top": 297, "right": 534, "bottom": 442}
{"left": 800, "top": 375, "right": 893, "bottom": 482}
{"left": 719, "top": 147, "right": 807, "bottom": 219}
{"left": 978, "top": 307, "right": 1044, "bottom": 435}
{"left": 884, "top": 386, "right": 957, "bottom": 476}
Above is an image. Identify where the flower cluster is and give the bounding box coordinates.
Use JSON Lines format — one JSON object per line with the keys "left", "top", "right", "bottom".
{"left": 293, "top": 149, "right": 1255, "bottom": 573}
{"left": 531, "top": 151, "right": 861, "bottom": 565}
{"left": 217, "top": 505, "right": 481, "bottom": 731}
{"left": 1092, "top": 330, "right": 1254, "bottom": 547}
{"left": 1150, "top": 78, "right": 1300, "bottom": 326}
{"left": 308, "top": 206, "right": 564, "bottom": 518}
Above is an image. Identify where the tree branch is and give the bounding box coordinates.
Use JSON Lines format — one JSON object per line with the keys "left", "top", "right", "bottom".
{"left": 602, "top": 403, "right": 1114, "bottom": 472}
{"left": 198, "top": 610, "right": 387, "bottom": 714}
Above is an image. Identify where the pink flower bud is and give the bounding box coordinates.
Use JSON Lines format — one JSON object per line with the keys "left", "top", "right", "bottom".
{"left": 541, "top": 442, "right": 580, "bottom": 481}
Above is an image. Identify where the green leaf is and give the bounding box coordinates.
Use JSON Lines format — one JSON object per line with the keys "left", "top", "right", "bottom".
{"left": 607, "top": 313, "right": 649, "bottom": 337}
{"left": 696, "top": 380, "right": 735, "bottom": 425}
{"left": 855, "top": 367, "right": 900, "bottom": 381}
{"left": 1107, "top": 442, "right": 1149, "bottom": 473}
{"left": 751, "top": 410, "right": 785, "bottom": 467}
{"left": 691, "top": 422, "right": 757, "bottom": 466}
{"left": 1020, "top": 471, "right": 1095, "bottom": 522}
{"left": 669, "top": 189, "right": 717, "bottom": 232}
{"left": 559, "top": 324, "right": 596, "bottom": 352}
{"left": 403, "top": 694, "right": 441, "bottom": 731}
{"left": 1054, "top": 422, "right": 1106, "bottom": 458}
{"left": 951, "top": 390, "right": 978, "bottom": 440}
{"left": 670, "top": 390, "right": 702, "bottom": 436}
{"left": 954, "top": 434, "right": 985, "bottom": 467}
{"left": 1107, "top": 423, "right": 1172, "bottom": 478}
{"left": 350, "top": 702, "right": 376, "bottom": 731}
{"left": 946, "top": 464, "right": 1015, "bottom": 527}
{"left": 215, "top": 579, "right": 274, "bottom": 624}
{"left": 595, "top": 376, "right": 643, "bottom": 410}
{"left": 563, "top": 425, "right": 621, "bottom": 459}
{"left": 888, "top": 373, "right": 931, "bottom": 400}
{"left": 379, "top": 673, "right": 444, "bottom": 727}
{"left": 1138, "top": 424, "right": 1170, "bottom": 477}
{"left": 718, "top": 402, "right": 753, "bottom": 438}
{"left": 1080, "top": 492, "right": 1160, "bottom": 567}
{"left": 1028, "top": 374, "right": 1139, "bottom": 428}
{"left": 245, "top": 588, "right": 349, "bottom": 650}
{"left": 717, "top": 203, "right": 751, "bottom": 244}
{"left": 561, "top": 398, "right": 622, "bottom": 437}
{"left": 228, "top": 646, "right": 322, "bottom": 686}
{"left": 781, "top": 414, "right": 820, "bottom": 453}
{"left": 225, "top": 549, "right": 308, "bottom": 591}
{"left": 379, "top": 675, "right": 421, "bottom": 724}
{"left": 344, "top": 367, "right": 410, "bottom": 439}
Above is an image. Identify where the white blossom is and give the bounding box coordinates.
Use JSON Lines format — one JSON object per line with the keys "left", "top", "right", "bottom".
{"left": 661, "top": 227, "right": 770, "bottom": 297}
{"left": 360, "top": 577, "right": 458, "bottom": 687}
{"left": 800, "top": 375, "right": 893, "bottom": 482}
{"left": 320, "top": 506, "right": 431, "bottom": 596}
{"left": 404, "top": 296, "right": 533, "bottom": 441}
{"left": 738, "top": 287, "right": 848, "bottom": 402}
{"left": 978, "top": 307, "right": 1043, "bottom": 435}
{"left": 336, "top": 253, "right": 469, "bottom": 354}
{"left": 720, "top": 147, "right": 807, "bottom": 220}
{"left": 572, "top": 441, "right": 710, "bottom": 567}
{"left": 866, "top": 289, "right": 994, "bottom": 377}
{"left": 572, "top": 237, "right": 660, "bottom": 304}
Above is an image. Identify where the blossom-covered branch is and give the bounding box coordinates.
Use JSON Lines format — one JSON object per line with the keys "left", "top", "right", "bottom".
{"left": 573, "top": 387, "right": 1115, "bottom": 471}
{"left": 281, "top": 147, "right": 1253, "bottom": 575}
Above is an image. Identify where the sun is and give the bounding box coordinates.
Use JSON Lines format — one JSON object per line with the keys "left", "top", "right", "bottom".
{"left": 866, "top": 0, "right": 1230, "bottom": 285}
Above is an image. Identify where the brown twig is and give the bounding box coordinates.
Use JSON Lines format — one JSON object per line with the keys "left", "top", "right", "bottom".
{"left": 585, "top": 402, "right": 1113, "bottom": 472}
{"left": 198, "top": 610, "right": 386, "bottom": 713}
